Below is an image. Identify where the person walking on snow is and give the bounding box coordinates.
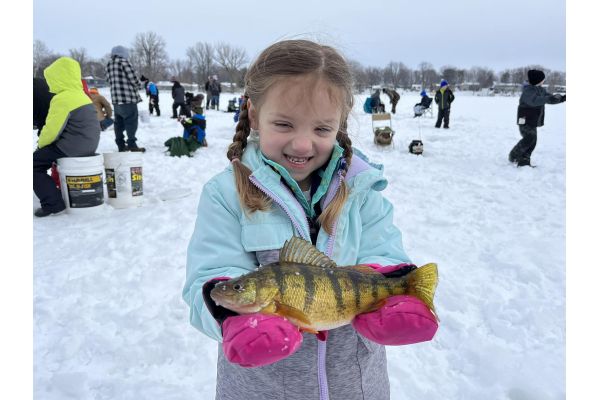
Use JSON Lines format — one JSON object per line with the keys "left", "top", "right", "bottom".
{"left": 141, "top": 75, "right": 161, "bottom": 116}
{"left": 434, "top": 79, "right": 455, "bottom": 128}
{"left": 508, "top": 69, "right": 565, "bottom": 167}
{"left": 105, "top": 45, "right": 145, "bottom": 152}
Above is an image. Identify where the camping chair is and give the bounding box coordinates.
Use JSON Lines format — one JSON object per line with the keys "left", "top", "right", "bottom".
{"left": 372, "top": 112, "right": 394, "bottom": 146}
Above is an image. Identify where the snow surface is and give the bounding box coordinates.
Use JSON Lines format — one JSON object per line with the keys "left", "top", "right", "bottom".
{"left": 33, "top": 88, "right": 566, "bottom": 399}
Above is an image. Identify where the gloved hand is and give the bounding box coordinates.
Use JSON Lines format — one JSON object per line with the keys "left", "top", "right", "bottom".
{"left": 202, "top": 277, "right": 303, "bottom": 368}
{"left": 222, "top": 313, "right": 303, "bottom": 367}
{"left": 351, "top": 263, "right": 438, "bottom": 346}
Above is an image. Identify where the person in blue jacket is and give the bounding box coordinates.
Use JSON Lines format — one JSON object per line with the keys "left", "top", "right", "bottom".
{"left": 180, "top": 113, "right": 207, "bottom": 146}
{"left": 183, "top": 40, "right": 438, "bottom": 400}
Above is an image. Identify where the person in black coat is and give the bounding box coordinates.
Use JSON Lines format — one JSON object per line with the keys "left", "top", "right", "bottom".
{"left": 414, "top": 90, "right": 433, "bottom": 117}
{"left": 33, "top": 77, "right": 54, "bottom": 136}
{"left": 171, "top": 79, "right": 187, "bottom": 118}
{"left": 434, "top": 79, "right": 455, "bottom": 128}
{"left": 508, "top": 69, "right": 566, "bottom": 167}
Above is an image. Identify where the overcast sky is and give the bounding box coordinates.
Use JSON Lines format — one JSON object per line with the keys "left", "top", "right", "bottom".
{"left": 34, "top": 0, "right": 565, "bottom": 72}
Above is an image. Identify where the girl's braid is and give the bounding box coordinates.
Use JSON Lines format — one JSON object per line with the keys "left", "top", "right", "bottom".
{"left": 227, "top": 98, "right": 251, "bottom": 161}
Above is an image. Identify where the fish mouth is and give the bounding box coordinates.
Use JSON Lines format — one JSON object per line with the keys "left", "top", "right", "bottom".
{"left": 210, "top": 292, "right": 258, "bottom": 312}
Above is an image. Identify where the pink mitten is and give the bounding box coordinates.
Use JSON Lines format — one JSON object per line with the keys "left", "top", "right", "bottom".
{"left": 351, "top": 263, "right": 438, "bottom": 345}
{"left": 222, "top": 313, "right": 303, "bottom": 367}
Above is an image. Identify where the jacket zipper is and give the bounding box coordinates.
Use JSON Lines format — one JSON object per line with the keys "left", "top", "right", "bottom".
{"left": 249, "top": 174, "right": 339, "bottom": 400}
{"left": 248, "top": 176, "right": 310, "bottom": 241}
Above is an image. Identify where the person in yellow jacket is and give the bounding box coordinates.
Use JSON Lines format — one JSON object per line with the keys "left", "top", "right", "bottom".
{"left": 33, "top": 57, "right": 100, "bottom": 217}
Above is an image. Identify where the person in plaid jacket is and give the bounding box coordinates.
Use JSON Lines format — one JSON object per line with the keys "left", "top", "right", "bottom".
{"left": 105, "top": 45, "right": 145, "bottom": 152}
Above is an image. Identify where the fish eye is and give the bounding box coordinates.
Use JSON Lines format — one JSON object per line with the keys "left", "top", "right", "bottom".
{"left": 233, "top": 284, "right": 243, "bottom": 291}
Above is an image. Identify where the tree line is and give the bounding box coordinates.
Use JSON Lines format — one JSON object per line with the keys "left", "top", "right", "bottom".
{"left": 33, "top": 32, "right": 566, "bottom": 92}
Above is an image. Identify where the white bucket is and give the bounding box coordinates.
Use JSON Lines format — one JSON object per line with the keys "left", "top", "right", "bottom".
{"left": 103, "top": 152, "right": 144, "bottom": 209}
{"left": 57, "top": 154, "right": 105, "bottom": 214}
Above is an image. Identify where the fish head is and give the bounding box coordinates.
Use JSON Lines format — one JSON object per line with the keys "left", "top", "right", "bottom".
{"left": 210, "top": 276, "right": 278, "bottom": 314}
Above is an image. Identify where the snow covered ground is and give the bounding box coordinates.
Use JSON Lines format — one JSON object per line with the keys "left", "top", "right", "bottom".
{"left": 33, "top": 88, "right": 566, "bottom": 399}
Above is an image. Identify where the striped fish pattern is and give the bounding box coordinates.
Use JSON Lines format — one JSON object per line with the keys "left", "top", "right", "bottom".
{"left": 210, "top": 237, "right": 438, "bottom": 333}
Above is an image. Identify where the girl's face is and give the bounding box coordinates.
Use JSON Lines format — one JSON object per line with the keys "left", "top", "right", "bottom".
{"left": 249, "top": 76, "right": 343, "bottom": 191}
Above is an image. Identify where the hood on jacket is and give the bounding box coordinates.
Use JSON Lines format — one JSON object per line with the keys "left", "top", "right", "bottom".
{"left": 43, "top": 57, "right": 83, "bottom": 94}
{"left": 111, "top": 45, "right": 129, "bottom": 59}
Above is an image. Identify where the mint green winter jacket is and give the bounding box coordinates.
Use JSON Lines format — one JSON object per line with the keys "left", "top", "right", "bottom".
{"left": 183, "top": 134, "right": 411, "bottom": 400}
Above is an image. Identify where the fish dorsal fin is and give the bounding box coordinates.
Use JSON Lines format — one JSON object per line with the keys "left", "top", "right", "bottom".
{"left": 279, "top": 237, "right": 337, "bottom": 268}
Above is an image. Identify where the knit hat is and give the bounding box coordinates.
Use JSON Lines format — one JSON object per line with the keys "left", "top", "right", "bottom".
{"left": 111, "top": 45, "right": 129, "bottom": 59}
{"left": 420, "top": 90, "right": 427, "bottom": 96}
{"left": 440, "top": 79, "right": 448, "bottom": 88}
{"left": 527, "top": 69, "right": 545, "bottom": 86}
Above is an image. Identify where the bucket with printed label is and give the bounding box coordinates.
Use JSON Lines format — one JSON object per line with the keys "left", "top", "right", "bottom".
{"left": 56, "top": 154, "right": 105, "bottom": 214}
{"left": 103, "top": 152, "right": 144, "bottom": 209}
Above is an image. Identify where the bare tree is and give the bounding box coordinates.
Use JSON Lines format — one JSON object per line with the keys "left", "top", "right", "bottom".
{"left": 417, "top": 62, "right": 439, "bottom": 90}
{"left": 84, "top": 60, "right": 106, "bottom": 79}
{"left": 440, "top": 65, "right": 459, "bottom": 85}
{"left": 33, "top": 40, "right": 51, "bottom": 77}
{"left": 68, "top": 47, "right": 87, "bottom": 66}
{"left": 214, "top": 42, "right": 249, "bottom": 92}
{"left": 347, "top": 59, "right": 367, "bottom": 92}
{"left": 169, "top": 59, "right": 194, "bottom": 83}
{"left": 546, "top": 70, "right": 566, "bottom": 90}
{"left": 499, "top": 69, "right": 511, "bottom": 83}
{"left": 187, "top": 42, "right": 215, "bottom": 85}
{"left": 364, "top": 66, "right": 383, "bottom": 87}
{"left": 131, "top": 31, "right": 169, "bottom": 80}
{"left": 383, "top": 61, "right": 410, "bottom": 89}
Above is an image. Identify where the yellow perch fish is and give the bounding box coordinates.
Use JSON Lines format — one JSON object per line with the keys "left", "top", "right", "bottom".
{"left": 211, "top": 237, "right": 438, "bottom": 333}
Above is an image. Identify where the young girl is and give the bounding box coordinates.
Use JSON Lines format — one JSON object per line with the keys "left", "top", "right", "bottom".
{"left": 183, "top": 39, "right": 438, "bottom": 400}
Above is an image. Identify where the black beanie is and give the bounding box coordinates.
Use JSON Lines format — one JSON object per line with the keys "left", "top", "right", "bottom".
{"left": 527, "top": 69, "right": 545, "bottom": 86}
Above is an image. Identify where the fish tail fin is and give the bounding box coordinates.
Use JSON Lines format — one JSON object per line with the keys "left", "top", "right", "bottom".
{"left": 406, "top": 263, "right": 439, "bottom": 320}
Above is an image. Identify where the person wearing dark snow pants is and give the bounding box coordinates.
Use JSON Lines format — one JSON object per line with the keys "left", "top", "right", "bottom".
{"left": 508, "top": 69, "right": 566, "bottom": 167}
{"left": 171, "top": 79, "right": 187, "bottom": 118}
{"left": 434, "top": 79, "right": 455, "bottom": 128}
{"left": 142, "top": 77, "right": 161, "bottom": 117}
{"left": 33, "top": 57, "right": 100, "bottom": 217}
{"left": 105, "top": 45, "right": 145, "bottom": 152}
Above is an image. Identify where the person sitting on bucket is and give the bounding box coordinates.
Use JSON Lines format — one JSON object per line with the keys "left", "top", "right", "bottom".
{"left": 33, "top": 57, "right": 101, "bottom": 217}
{"left": 180, "top": 113, "right": 207, "bottom": 146}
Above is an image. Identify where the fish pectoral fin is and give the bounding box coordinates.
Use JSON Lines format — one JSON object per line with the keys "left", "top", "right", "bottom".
{"left": 363, "top": 299, "right": 387, "bottom": 314}
{"left": 273, "top": 301, "right": 312, "bottom": 325}
{"left": 300, "top": 327, "right": 319, "bottom": 334}
{"left": 259, "top": 302, "right": 278, "bottom": 315}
